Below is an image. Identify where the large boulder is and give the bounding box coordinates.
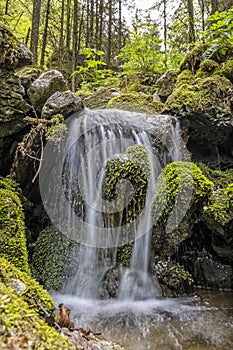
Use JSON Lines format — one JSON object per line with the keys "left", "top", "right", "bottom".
{"left": 28, "top": 70, "right": 68, "bottom": 113}
{"left": 41, "top": 90, "right": 84, "bottom": 119}
{"left": 0, "top": 26, "right": 32, "bottom": 70}
{"left": 162, "top": 44, "right": 233, "bottom": 169}
{"left": 83, "top": 87, "right": 120, "bottom": 109}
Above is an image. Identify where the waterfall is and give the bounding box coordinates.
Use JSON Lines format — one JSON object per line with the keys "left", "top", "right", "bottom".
{"left": 40, "top": 108, "right": 183, "bottom": 300}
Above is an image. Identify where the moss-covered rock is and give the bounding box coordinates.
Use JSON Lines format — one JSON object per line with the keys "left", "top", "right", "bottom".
{"left": 154, "top": 260, "right": 194, "bottom": 297}
{"left": 16, "top": 66, "right": 41, "bottom": 91}
{"left": 0, "top": 26, "right": 32, "bottom": 70}
{"left": 31, "top": 227, "right": 78, "bottom": 291}
{"left": 180, "top": 44, "right": 207, "bottom": 73}
{"left": 0, "top": 257, "right": 71, "bottom": 349}
{"left": 154, "top": 70, "right": 179, "bottom": 102}
{"left": 102, "top": 145, "right": 151, "bottom": 227}
{"left": 219, "top": 59, "right": 233, "bottom": 83}
{"left": 0, "top": 177, "right": 30, "bottom": 274}
{"left": 83, "top": 87, "right": 120, "bottom": 109}
{"left": 196, "top": 59, "right": 220, "bottom": 78}
{"left": 107, "top": 92, "right": 164, "bottom": 114}
{"left": 151, "top": 162, "right": 213, "bottom": 258}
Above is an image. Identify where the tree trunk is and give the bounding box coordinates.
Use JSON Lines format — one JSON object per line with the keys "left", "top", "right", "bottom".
{"left": 66, "top": 0, "right": 71, "bottom": 50}
{"left": 59, "top": 0, "right": 65, "bottom": 70}
{"left": 187, "top": 0, "right": 195, "bottom": 43}
{"left": 72, "top": 0, "right": 78, "bottom": 91}
{"left": 40, "top": 0, "right": 51, "bottom": 66}
{"left": 30, "top": 0, "right": 42, "bottom": 65}
{"left": 107, "top": 0, "right": 112, "bottom": 66}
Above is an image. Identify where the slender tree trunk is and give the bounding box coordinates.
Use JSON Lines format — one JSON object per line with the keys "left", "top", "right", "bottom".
{"left": 118, "top": 0, "right": 122, "bottom": 51}
{"left": 107, "top": 0, "right": 112, "bottom": 66}
{"left": 72, "top": 0, "right": 78, "bottom": 91}
{"left": 5, "top": 0, "right": 9, "bottom": 15}
{"left": 98, "top": 0, "right": 104, "bottom": 50}
{"left": 89, "top": 0, "right": 95, "bottom": 47}
{"left": 187, "top": 0, "right": 195, "bottom": 43}
{"left": 211, "top": 0, "right": 218, "bottom": 14}
{"left": 40, "top": 0, "right": 51, "bottom": 66}
{"left": 30, "top": 0, "right": 42, "bottom": 65}
{"left": 59, "top": 0, "right": 65, "bottom": 70}
{"left": 78, "top": 3, "right": 85, "bottom": 54}
{"left": 85, "top": 0, "right": 90, "bottom": 47}
{"left": 66, "top": 0, "right": 71, "bottom": 50}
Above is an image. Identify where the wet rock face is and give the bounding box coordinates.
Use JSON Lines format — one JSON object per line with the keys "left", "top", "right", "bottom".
{"left": 28, "top": 70, "right": 68, "bottom": 113}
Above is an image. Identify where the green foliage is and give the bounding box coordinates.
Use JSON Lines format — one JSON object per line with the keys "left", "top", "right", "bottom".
{"left": 72, "top": 48, "right": 115, "bottom": 94}
{"left": 31, "top": 227, "right": 78, "bottom": 291}
{"left": 0, "top": 258, "right": 70, "bottom": 349}
{"left": 118, "top": 23, "right": 181, "bottom": 75}
{"left": 0, "top": 177, "right": 30, "bottom": 274}
{"left": 107, "top": 92, "right": 164, "bottom": 114}
{"left": 201, "top": 7, "right": 233, "bottom": 60}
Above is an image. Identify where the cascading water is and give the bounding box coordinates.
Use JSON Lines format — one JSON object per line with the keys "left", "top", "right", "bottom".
{"left": 41, "top": 108, "right": 183, "bottom": 300}
{"left": 40, "top": 109, "right": 233, "bottom": 350}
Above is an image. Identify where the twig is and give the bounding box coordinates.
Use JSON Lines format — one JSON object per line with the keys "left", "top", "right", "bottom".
{"left": 32, "top": 132, "right": 44, "bottom": 183}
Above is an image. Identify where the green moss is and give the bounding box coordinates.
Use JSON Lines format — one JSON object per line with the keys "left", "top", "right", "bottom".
{"left": 180, "top": 44, "right": 207, "bottom": 72}
{"left": 102, "top": 145, "right": 151, "bottom": 226}
{"left": 117, "top": 245, "right": 132, "bottom": 266}
{"left": 152, "top": 162, "right": 213, "bottom": 257}
{"left": 196, "top": 59, "right": 220, "bottom": 78}
{"left": 154, "top": 260, "right": 194, "bottom": 297}
{"left": 0, "top": 26, "right": 18, "bottom": 70}
{"left": 46, "top": 115, "right": 67, "bottom": 145}
{"left": 175, "top": 69, "right": 193, "bottom": 86}
{"left": 0, "top": 257, "right": 54, "bottom": 316}
{"left": 164, "top": 75, "right": 233, "bottom": 116}
{"left": 0, "top": 258, "right": 71, "bottom": 349}
{"left": 0, "top": 177, "right": 30, "bottom": 274}
{"left": 32, "top": 227, "right": 78, "bottom": 291}
{"left": 197, "top": 163, "right": 233, "bottom": 189}
{"left": 219, "top": 59, "right": 233, "bottom": 83}
{"left": 203, "top": 183, "right": 233, "bottom": 226}
{"left": 107, "top": 93, "right": 164, "bottom": 114}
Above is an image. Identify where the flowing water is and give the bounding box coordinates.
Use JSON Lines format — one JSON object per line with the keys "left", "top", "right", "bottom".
{"left": 40, "top": 108, "right": 233, "bottom": 349}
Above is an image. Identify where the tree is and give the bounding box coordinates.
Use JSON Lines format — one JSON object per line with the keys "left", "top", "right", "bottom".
{"left": 30, "top": 0, "right": 42, "bottom": 64}
{"left": 40, "top": 0, "right": 51, "bottom": 66}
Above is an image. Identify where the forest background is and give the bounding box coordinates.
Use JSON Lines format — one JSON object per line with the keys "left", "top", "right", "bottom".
{"left": 1, "top": 0, "right": 233, "bottom": 93}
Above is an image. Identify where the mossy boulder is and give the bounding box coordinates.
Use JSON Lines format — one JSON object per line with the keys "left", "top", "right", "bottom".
{"left": 83, "top": 87, "right": 120, "bottom": 109}
{"left": 0, "top": 26, "right": 32, "bottom": 70}
{"left": 0, "top": 177, "right": 30, "bottom": 274}
{"left": 151, "top": 162, "right": 213, "bottom": 258}
{"left": 31, "top": 227, "right": 78, "bottom": 291}
{"left": 107, "top": 92, "right": 164, "bottom": 114}
{"left": 180, "top": 44, "right": 207, "bottom": 73}
{"left": 154, "top": 70, "right": 179, "bottom": 102}
{"left": 219, "top": 59, "right": 233, "bottom": 83}
{"left": 102, "top": 145, "right": 151, "bottom": 229}
{"left": 0, "top": 257, "right": 71, "bottom": 349}
{"left": 16, "top": 66, "right": 41, "bottom": 91}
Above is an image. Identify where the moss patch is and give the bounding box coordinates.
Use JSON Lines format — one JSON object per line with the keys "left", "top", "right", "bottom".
{"left": 31, "top": 227, "right": 78, "bottom": 291}
{"left": 163, "top": 75, "right": 233, "bottom": 118}
{"left": 0, "top": 258, "right": 70, "bottom": 349}
{"left": 107, "top": 93, "right": 164, "bottom": 114}
{"left": 154, "top": 260, "right": 194, "bottom": 297}
{"left": 0, "top": 177, "right": 30, "bottom": 274}
{"left": 152, "top": 162, "right": 213, "bottom": 257}
{"left": 102, "top": 145, "right": 151, "bottom": 226}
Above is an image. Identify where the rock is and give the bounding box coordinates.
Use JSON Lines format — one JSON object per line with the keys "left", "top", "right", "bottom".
{"left": 28, "top": 70, "right": 68, "bottom": 113}
{"left": 0, "top": 26, "right": 33, "bottom": 70}
{"left": 107, "top": 92, "right": 164, "bottom": 114}
{"left": 41, "top": 90, "right": 84, "bottom": 119}
{"left": 194, "top": 252, "right": 233, "bottom": 290}
{"left": 0, "top": 71, "right": 30, "bottom": 139}
{"left": 83, "top": 87, "right": 120, "bottom": 109}
{"left": 16, "top": 67, "right": 41, "bottom": 91}
{"left": 154, "top": 70, "right": 179, "bottom": 102}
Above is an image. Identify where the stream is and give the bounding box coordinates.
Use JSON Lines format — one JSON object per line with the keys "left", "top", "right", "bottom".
{"left": 53, "top": 289, "right": 233, "bottom": 350}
